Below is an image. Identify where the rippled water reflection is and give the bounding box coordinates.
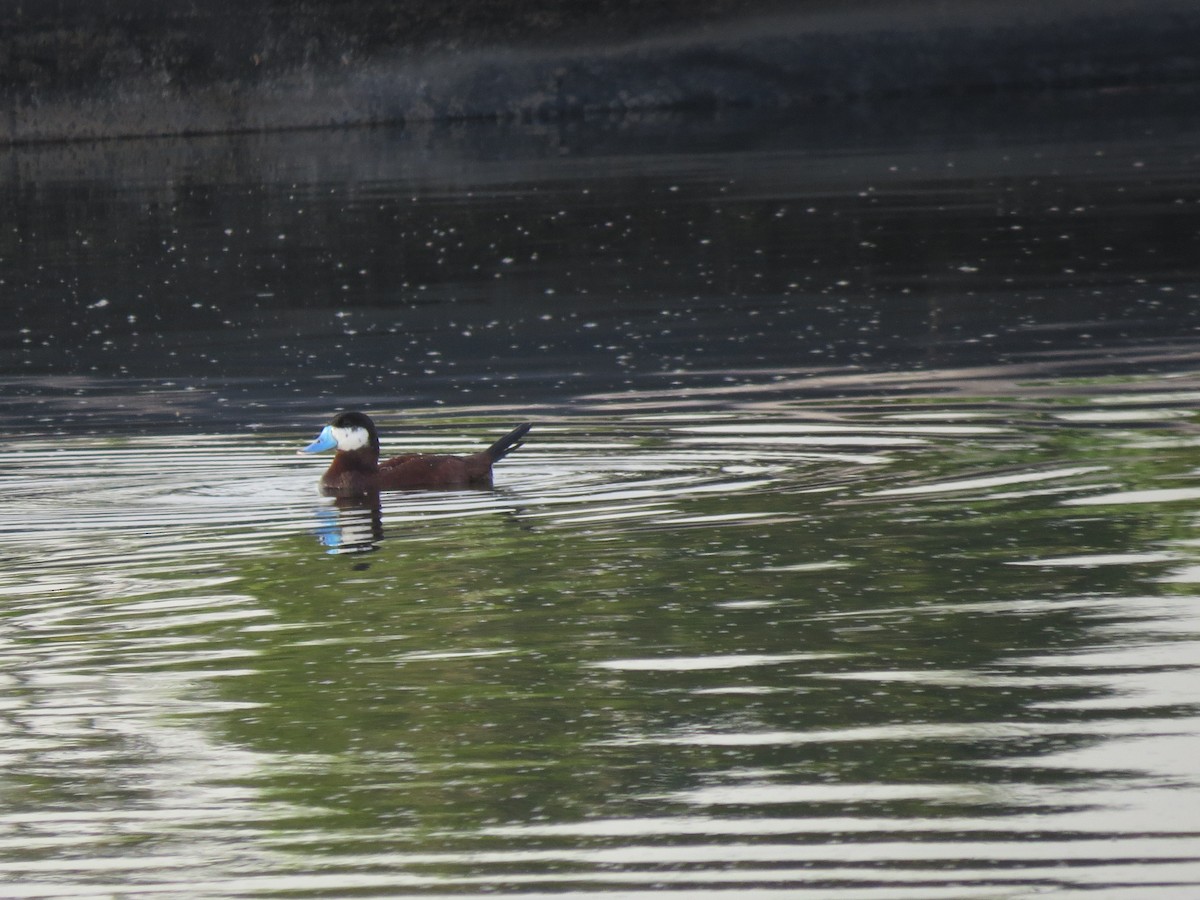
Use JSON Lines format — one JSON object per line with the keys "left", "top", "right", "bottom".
{"left": 3, "top": 372, "right": 1200, "bottom": 896}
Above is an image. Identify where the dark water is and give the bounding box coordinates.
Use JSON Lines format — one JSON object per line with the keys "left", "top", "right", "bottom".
{"left": 2, "top": 91, "right": 1200, "bottom": 897}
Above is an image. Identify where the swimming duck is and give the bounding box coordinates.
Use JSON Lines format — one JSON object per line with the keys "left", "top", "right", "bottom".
{"left": 299, "top": 411, "right": 531, "bottom": 496}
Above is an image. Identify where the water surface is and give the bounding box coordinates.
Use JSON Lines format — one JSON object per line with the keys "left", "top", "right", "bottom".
{"left": 2, "top": 92, "right": 1200, "bottom": 897}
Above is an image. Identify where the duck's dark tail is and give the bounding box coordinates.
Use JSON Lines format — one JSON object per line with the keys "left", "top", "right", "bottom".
{"left": 486, "top": 422, "right": 532, "bottom": 463}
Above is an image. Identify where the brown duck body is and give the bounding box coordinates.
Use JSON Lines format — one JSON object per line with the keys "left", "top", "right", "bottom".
{"left": 301, "top": 413, "right": 531, "bottom": 498}
{"left": 321, "top": 448, "right": 499, "bottom": 495}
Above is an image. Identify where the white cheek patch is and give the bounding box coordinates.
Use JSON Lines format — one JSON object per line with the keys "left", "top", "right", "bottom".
{"left": 331, "top": 425, "right": 371, "bottom": 451}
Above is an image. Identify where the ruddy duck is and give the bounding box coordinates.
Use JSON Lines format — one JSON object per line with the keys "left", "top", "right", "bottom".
{"left": 299, "top": 411, "right": 531, "bottom": 496}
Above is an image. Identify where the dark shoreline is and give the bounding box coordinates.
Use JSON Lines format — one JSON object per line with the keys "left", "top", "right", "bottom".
{"left": 3, "top": 0, "right": 1198, "bottom": 143}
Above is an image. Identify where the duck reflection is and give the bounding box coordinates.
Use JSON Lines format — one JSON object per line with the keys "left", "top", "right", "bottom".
{"left": 312, "top": 493, "right": 384, "bottom": 554}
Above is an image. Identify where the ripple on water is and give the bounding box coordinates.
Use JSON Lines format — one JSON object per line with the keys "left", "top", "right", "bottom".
{"left": 2, "top": 386, "right": 1200, "bottom": 896}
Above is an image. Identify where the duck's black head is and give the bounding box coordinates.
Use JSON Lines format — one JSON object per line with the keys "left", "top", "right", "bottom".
{"left": 299, "top": 411, "right": 381, "bottom": 456}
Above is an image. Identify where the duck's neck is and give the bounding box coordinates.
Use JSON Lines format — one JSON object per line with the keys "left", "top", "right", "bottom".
{"left": 328, "top": 448, "right": 379, "bottom": 475}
